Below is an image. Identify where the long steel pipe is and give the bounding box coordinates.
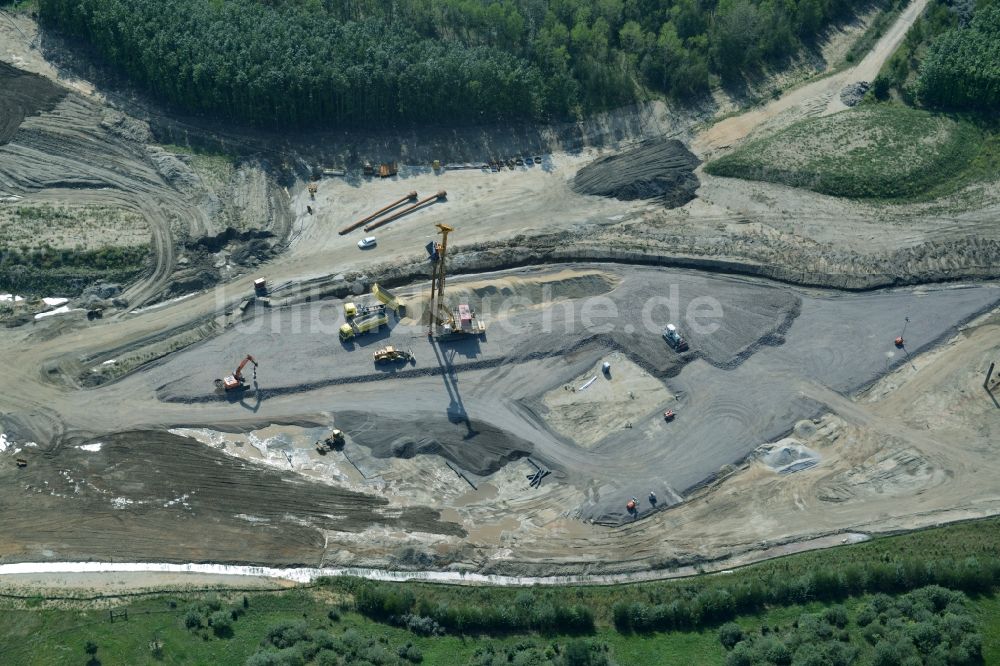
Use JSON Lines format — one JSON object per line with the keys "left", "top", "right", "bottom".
{"left": 338, "top": 191, "right": 418, "bottom": 235}
{"left": 364, "top": 191, "right": 447, "bottom": 232}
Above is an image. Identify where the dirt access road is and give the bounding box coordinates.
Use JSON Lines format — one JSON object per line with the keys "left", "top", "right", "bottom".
{"left": 693, "top": 0, "right": 930, "bottom": 157}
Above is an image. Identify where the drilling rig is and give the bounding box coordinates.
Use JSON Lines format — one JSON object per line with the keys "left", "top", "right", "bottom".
{"left": 426, "top": 223, "right": 486, "bottom": 340}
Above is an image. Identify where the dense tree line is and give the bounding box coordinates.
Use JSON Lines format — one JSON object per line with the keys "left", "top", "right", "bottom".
{"left": 38, "top": 0, "right": 872, "bottom": 128}
{"left": 354, "top": 582, "right": 596, "bottom": 634}
{"left": 612, "top": 555, "right": 1000, "bottom": 634}
{"left": 917, "top": 4, "right": 1000, "bottom": 111}
{"left": 720, "top": 586, "right": 982, "bottom": 666}
{"left": 338, "top": 554, "right": 1000, "bottom": 639}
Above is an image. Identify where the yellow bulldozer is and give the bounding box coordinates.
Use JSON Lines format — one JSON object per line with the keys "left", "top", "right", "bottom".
{"left": 372, "top": 345, "right": 413, "bottom": 364}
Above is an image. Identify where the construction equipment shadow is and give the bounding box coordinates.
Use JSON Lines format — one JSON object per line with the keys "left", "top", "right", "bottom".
{"left": 430, "top": 339, "right": 479, "bottom": 440}
{"left": 339, "top": 327, "right": 392, "bottom": 350}
{"left": 438, "top": 335, "right": 482, "bottom": 360}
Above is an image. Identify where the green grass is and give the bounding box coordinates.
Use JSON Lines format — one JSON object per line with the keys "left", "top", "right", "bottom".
{"left": 705, "top": 103, "right": 993, "bottom": 200}
{"left": 0, "top": 589, "right": 990, "bottom": 665}
{"left": 975, "top": 593, "right": 1000, "bottom": 664}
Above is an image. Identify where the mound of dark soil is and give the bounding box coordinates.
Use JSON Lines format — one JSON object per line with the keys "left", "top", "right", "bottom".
{"left": 573, "top": 138, "right": 700, "bottom": 207}
{"left": 338, "top": 412, "right": 533, "bottom": 476}
{"left": 0, "top": 62, "right": 66, "bottom": 145}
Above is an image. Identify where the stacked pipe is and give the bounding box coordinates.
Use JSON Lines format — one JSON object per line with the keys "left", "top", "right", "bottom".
{"left": 364, "top": 191, "right": 447, "bottom": 232}
{"left": 338, "top": 191, "right": 417, "bottom": 235}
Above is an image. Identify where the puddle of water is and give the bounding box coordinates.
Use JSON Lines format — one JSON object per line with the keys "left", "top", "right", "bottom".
{"left": 453, "top": 483, "right": 499, "bottom": 507}
{"left": 467, "top": 516, "right": 520, "bottom": 545}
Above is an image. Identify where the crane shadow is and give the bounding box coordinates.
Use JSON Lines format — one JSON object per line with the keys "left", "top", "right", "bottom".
{"left": 986, "top": 386, "right": 999, "bottom": 409}
{"left": 430, "top": 338, "right": 479, "bottom": 440}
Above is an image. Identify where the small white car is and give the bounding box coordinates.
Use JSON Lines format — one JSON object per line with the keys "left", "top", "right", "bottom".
{"left": 357, "top": 236, "right": 377, "bottom": 249}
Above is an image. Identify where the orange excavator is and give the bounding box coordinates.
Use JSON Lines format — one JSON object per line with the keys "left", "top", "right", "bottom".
{"left": 215, "top": 354, "right": 258, "bottom": 391}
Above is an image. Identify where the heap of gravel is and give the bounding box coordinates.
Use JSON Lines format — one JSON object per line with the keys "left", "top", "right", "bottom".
{"left": 572, "top": 138, "right": 700, "bottom": 208}
{"left": 840, "top": 81, "right": 871, "bottom": 107}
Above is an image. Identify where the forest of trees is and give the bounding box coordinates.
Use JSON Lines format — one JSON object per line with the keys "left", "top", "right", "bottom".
{"left": 38, "top": 0, "right": 873, "bottom": 128}
{"left": 917, "top": 4, "right": 1000, "bottom": 111}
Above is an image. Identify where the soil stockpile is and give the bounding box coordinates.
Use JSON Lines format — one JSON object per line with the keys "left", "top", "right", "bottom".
{"left": 839, "top": 81, "right": 870, "bottom": 107}
{"left": 0, "top": 62, "right": 65, "bottom": 145}
{"left": 573, "top": 139, "right": 700, "bottom": 207}
{"left": 338, "top": 412, "right": 533, "bottom": 476}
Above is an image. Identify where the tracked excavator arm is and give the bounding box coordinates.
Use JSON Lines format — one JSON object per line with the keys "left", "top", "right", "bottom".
{"left": 216, "top": 354, "right": 258, "bottom": 391}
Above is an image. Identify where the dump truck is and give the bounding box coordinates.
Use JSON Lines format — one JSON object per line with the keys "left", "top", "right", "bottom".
{"left": 344, "top": 302, "right": 385, "bottom": 319}
{"left": 339, "top": 310, "right": 388, "bottom": 341}
{"left": 371, "top": 282, "right": 405, "bottom": 314}
{"left": 373, "top": 345, "right": 413, "bottom": 364}
{"left": 662, "top": 324, "right": 689, "bottom": 352}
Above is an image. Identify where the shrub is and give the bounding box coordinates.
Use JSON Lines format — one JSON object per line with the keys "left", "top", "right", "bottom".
{"left": 824, "top": 605, "right": 849, "bottom": 628}
{"left": 563, "top": 640, "right": 592, "bottom": 666}
{"left": 184, "top": 611, "right": 202, "bottom": 630}
{"left": 725, "top": 643, "right": 754, "bottom": 666}
{"left": 263, "top": 621, "right": 310, "bottom": 649}
{"left": 209, "top": 610, "right": 233, "bottom": 638}
{"left": 719, "top": 622, "right": 744, "bottom": 650}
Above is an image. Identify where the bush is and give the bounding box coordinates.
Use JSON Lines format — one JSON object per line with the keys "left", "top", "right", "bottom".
{"left": 184, "top": 611, "right": 202, "bottom": 630}
{"left": 719, "top": 622, "right": 744, "bottom": 650}
{"left": 263, "top": 621, "right": 310, "bottom": 649}
{"left": 563, "top": 640, "right": 592, "bottom": 666}
{"left": 726, "top": 643, "right": 754, "bottom": 666}
{"left": 824, "top": 605, "right": 849, "bottom": 628}
{"left": 209, "top": 610, "right": 233, "bottom": 638}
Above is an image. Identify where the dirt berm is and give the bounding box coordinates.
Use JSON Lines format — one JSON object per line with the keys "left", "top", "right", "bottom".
{"left": 0, "top": 61, "right": 65, "bottom": 145}
{"left": 572, "top": 138, "right": 700, "bottom": 207}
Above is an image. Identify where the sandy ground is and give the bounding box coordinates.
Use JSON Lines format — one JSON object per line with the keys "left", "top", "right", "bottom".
{"left": 1, "top": 0, "right": 1000, "bottom": 584}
